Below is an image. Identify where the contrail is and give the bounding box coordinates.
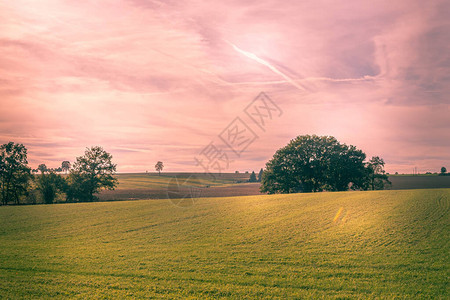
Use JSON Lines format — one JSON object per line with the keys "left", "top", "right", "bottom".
{"left": 302, "top": 76, "right": 376, "bottom": 83}
{"left": 225, "top": 40, "right": 307, "bottom": 92}
{"left": 225, "top": 40, "right": 377, "bottom": 89}
{"left": 216, "top": 75, "right": 376, "bottom": 87}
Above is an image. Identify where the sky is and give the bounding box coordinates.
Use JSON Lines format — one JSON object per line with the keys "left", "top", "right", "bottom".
{"left": 0, "top": 0, "right": 449, "bottom": 174}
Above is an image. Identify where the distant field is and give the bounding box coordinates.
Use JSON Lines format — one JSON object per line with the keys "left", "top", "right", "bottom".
{"left": 1, "top": 189, "right": 448, "bottom": 298}
{"left": 98, "top": 173, "right": 259, "bottom": 201}
{"left": 113, "top": 173, "right": 450, "bottom": 191}
{"left": 388, "top": 175, "right": 450, "bottom": 190}
{"left": 95, "top": 173, "right": 450, "bottom": 202}
{"left": 99, "top": 183, "right": 262, "bottom": 202}
{"left": 114, "top": 173, "right": 252, "bottom": 190}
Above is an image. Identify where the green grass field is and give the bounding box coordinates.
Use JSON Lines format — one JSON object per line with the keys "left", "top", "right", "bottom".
{"left": 1, "top": 189, "right": 449, "bottom": 298}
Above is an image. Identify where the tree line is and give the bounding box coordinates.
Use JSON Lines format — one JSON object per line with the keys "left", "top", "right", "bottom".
{"left": 248, "top": 169, "right": 263, "bottom": 183}
{"left": 32, "top": 161, "right": 71, "bottom": 174}
{"left": 0, "top": 143, "right": 117, "bottom": 205}
{"left": 2, "top": 135, "right": 444, "bottom": 204}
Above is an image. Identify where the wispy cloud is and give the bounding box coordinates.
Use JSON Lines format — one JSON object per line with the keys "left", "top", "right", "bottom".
{"left": 0, "top": 0, "right": 448, "bottom": 173}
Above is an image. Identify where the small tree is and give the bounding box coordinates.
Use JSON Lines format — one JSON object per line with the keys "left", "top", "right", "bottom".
{"left": 257, "top": 168, "right": 263, "bottom": 182}
{"left": 366, "top": 156, "right": 391, "bottom": 190}
{"left": 249, "top": 171, "right": 257, "bottom": 182}
{"left": 67, "top": 146, "right": 117, "bottom": 202}
{"left": 0, "top": 142, "right": 31, "bottom": 205}
{"left": 38, "top": 164, "right": 48, "bottom": 174}
{"left": 441, "top": 167, "right": 447, "bottom": 174}
{"left": 155, "top": 161, "right": 164, "bottom": 175}
{"left": 36, "top": 171, "right": 67, "bottom": 204}
{"left": 61, "top": 161, "right": 71, "bottom": 174}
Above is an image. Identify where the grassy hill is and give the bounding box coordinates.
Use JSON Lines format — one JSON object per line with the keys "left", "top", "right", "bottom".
{"left": 0, "top": 189, "right": 448, "bottom": 298}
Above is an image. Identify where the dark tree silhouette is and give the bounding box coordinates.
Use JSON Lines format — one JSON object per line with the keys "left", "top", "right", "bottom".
{"left": 258, "top": 168, "right": 263, "bottom": 182}
{"left": 155, "top": 161, "right": 164, "bottom": 175}
{"left": 61, "top": 161, "right": 71, "bottom": 174}
{"left": 38, "top": 164, "right": 48, "bottom": 174}
{"left": 249, "top": 171, "right": 257, "bottom": 182}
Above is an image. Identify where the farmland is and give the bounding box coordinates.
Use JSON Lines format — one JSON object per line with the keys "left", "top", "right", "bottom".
{"left": 0, "top": 189, "right": 448, "bottom": 298}
{"left": 388, "top": 175, "right": 450, "bottom": 190}
{"left": 98, "top": 173, "right": 262, "bottom": 201}
{"left": 113, "top": 173, "right": 253, "bottom": 190}
{"left": 94, "top": 173, "right": 450, "bottom": 202}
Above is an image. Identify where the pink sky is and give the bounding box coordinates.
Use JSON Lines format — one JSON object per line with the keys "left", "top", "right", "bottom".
{"left": 0, "top": 0, "right": 449, "bottom": 174}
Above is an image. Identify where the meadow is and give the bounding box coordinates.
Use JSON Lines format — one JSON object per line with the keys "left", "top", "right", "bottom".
{"left": 0, "top": 189, "right": 448, "bottom": 298}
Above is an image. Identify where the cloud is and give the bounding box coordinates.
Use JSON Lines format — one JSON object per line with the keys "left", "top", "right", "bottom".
{"left": 0, "top": 0, "right": 448, "bottom": 173}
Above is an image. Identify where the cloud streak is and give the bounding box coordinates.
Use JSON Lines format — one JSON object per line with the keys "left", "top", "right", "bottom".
{"left": 226, "top": 40, "right": 308, "bottom": 92}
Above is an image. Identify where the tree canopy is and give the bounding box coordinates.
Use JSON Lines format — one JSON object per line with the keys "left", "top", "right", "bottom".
{"left": 155, "top": 161, "right": 164, "bottom": 175}
{"left": 36, "top": 171, "right": 67, "bottom": 204}
{"left": 38, "top": 164, "right": 48, "bottom": 174}
{"left": 61, "top": 161, "right": 71, "bottom": 173}
{"left": 257, "top": 168, "right": 263, "bottom": 182}
{"left": 366, "top": 156, "right": 391, "bottom": 190}
{"left": 0, "top": 142, "right": 31, "bottom": 205}
{"left": 67, "top": 146, "right": 117, "bottom": 202}
{"left": 248, "top": 171, "right": 257, "bottom": 182}
{"left": 261, "top": 135, "right": 390, "bottom": 194}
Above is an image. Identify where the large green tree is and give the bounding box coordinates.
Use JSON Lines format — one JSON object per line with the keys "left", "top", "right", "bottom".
{"left": 0, "top": 142, "right": 31, "bottom": 205}
{"left": 261, "top": 135, "right": 385, "bottom": 194}
{"left": 67, "top": 146, "right": 118, "bottom": 202}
